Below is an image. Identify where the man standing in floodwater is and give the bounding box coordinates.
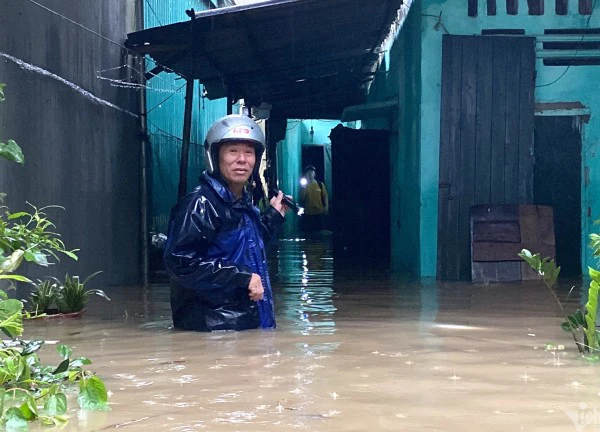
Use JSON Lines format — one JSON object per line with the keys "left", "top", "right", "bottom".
{"left": 163, "top": 114, "right": 289, "bottom": 331}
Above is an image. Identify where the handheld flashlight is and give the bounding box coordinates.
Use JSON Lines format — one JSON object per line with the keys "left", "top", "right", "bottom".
{"left": 270, "top": 189, "right": 304, "bottom": 216}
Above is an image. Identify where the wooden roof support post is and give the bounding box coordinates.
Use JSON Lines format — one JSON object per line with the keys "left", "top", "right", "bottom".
{"left": 178, "top": 78, "right": 195, "bottom": 200}
{"left": 178, "top": 10, "right": 197, "bottom": 200}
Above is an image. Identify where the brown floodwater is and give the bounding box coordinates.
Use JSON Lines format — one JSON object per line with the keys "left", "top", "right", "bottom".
{"left": 23, "top": 236, "right": 600, "bottom": 431}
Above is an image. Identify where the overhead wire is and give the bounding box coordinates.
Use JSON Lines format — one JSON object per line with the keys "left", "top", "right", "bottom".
{"left": 25, "top": 0, "right": 188, "bottom": 79}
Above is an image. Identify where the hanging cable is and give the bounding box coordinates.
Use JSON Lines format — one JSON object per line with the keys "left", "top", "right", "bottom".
{"left": 25, "top": 0, "right": 187, "bottom": 79}
{"left": 144, "top": 0, "right": 163, "bottom": 26}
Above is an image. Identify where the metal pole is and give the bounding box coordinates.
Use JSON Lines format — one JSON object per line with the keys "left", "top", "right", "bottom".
{"left": 178, "top": 79, "right": 195, "bottom": 200}
{"left": 137, "top": 0, "right": 149, "bottom": 289}
{"left": 227, "top": 85, "right": 234, "bottom": 115}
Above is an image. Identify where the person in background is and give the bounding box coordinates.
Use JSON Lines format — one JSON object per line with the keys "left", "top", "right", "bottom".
{"left": 163, "top": 114, "right": 289, "bottom": 332}
{"left": 300, "top": 165, "right": 329, "bottom": 232}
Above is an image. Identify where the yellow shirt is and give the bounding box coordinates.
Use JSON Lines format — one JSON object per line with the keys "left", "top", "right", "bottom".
{"left": 302, "top": 181, "right": 328, "bottom": 216}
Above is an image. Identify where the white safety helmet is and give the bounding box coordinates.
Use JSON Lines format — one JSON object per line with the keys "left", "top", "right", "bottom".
{"left": 204, "top": 114, "right": 265, "bottom": 175}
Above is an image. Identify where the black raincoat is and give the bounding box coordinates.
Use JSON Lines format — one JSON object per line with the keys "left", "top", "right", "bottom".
{"left": 163, "top": 173, "right": 284, "bottom": 331}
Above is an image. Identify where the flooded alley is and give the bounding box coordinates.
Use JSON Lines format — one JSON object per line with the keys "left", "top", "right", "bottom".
{"left": 23, "top": 236, "right": 599, "bottom": 432}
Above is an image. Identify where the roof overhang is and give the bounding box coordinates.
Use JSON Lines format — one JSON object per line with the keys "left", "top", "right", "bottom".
{"left": 126, "top": 0, "right": 404, "bottom": 119}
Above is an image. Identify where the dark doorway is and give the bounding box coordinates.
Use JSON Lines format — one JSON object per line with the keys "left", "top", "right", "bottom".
{"left": 437, "top": 34, "right": 536, "bottom": 280}
{"left": 329, "top": 125, "right": 390, "bottom": 262}
{"left": 302, "top": 145, "right": 325, "bottom": 179}
{"left": 533, "top": 116, "right": 582, "bottom": 277}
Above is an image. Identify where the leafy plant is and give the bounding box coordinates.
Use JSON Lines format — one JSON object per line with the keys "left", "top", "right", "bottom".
{"left": 55, "top": 272, "right": 109, "bottom": 314}
{"left": 27, "top": 280, "right": 60, "bottom": 315}
{"left": 0, "top": 84, "right": 23, "bottom": 165}
{"left": 0, "top": 81, "right": 109, "bottom": 428}
{"left": 520, "top": 242, "right": 600, "bottom": 355}
{"left": 0, "top": 204, "right": 79, "bottom": 285}
{"left": 0, "top": 336, "right": 108, "bottom": 428}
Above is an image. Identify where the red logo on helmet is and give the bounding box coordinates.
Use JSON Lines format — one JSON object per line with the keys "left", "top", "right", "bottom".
{"left": 232, "top": 127, "right": 250, "bottom": 134}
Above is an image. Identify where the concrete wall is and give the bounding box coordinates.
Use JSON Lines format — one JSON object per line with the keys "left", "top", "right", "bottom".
{"left": 364, "top": 7, "right": 423, "bottom": 275}
{"left": 418, "top": 0, "right": 600, "bottom": 275}
{"left": 0, "top": 0, "right": 142, "bottom": 286}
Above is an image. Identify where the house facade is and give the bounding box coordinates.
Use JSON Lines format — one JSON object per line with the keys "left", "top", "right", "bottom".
{"left": 365, "top": 0, "right": 600, "bottom": 279}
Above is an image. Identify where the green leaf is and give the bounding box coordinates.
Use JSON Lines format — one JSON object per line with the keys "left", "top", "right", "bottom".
{"left": 56, "top": 344, "right": 72, "bottom": 360}
{"left": 3, "top": 407, "right": 28, "bottom": 431}
{"left": 0, "top": 250, "right": 25, "bottom": 274}
{"left": 43, "top": 393, "right": 67, "bottom": 416}
{"left": 0, "top": 275, "right": 31, "bottom": 283}
{"left": 78, "top": 375, "right": 108, "bottom": 410}
{"left": 590, "top": 267, "right": 600, "bottom": 282}
{"left": 0, "top": 299, "right": 25, "bottom": 338}
{"left": 575, "top": 309, "right": 586, "bottom": 327}
{"left": 0, "top": 83, "right": 6, "bottom": 102}
{"left": 88, "top": 289, "right": 111, "bottom": 302}
{"left": 6, "top": 213, "right": 28, "bottom": 221}
{"left": 62, "top": 250, "right": 79, "bottom": 261}
{"left": 70, "top": 357, "right": 92, "bottom": 367}
{"left": 0, "top": 388, "right": 5, "bottom": 415}
{"left": 52, "top": 359, "right": 69, "bottom": 375}
{"left": 567, "top": 315, "right": 579, "bottom": 329}
{"left": 22, "top": 250, "right": 48, "bottom": 266}
{"left": 19, "top": 396, "right": 37, "bottom": 421}
{"left": 561, "top": 321, "right": 573, "bottom": 332}
{"left": 82, "top": 271, "right": 103, "bottom": 286}
{"left": 0, "top": 140, "right": 24, "bottom": 165}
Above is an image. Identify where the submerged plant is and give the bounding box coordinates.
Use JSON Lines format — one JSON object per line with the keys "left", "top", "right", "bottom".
{"left": 0, "top": 289, "right": 109, "bottom": 428}
{"left": 27, "top": 279, "right": 60, "bottom": 315}
{"left": 520, "top": 240, "right": 600, "bottom": 356}
{"left": 55, "top": 272, "right": 109, "bottom": 314}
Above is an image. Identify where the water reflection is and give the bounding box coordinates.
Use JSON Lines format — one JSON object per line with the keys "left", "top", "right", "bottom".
{"left": 272, "top": 235, "right": 337, "bottom": 336}
{"left": 17, "top": 235, "right": 599, "bottom": 431}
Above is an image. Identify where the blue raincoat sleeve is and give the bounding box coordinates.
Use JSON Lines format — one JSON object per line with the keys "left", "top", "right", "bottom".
{"left": 163, "top": 194, "right": 252, "bottom": 291}
{"left": 260, "top": 206, "right": 285, "bottom": 244}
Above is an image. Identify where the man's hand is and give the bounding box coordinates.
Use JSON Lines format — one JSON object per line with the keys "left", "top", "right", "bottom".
{"left": 270, "top": 190, "right": 289, "bottom": 217}
{"left": 248, "top": 273, "right": 264, "bottom": 301}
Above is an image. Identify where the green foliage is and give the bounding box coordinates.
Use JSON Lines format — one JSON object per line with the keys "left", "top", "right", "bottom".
{"left": 518, "top": 249, "right": 561, "bottom": 287}
{"left": 0, "top": 336, "right": 109, "bottom": 429}
{"left": 0, "top": 204, "right": 79, "bottom": 269}
{"left": 520, "top": 245, "right": 600, "bottom": 355}
{"left": 0, "top": 82, "right": 109, "bottom": 428}
{"left": 26, "top": 280, "right": 59, "bottom": 315}
{"left": 0, "top": 84, "right": 23, "bottom": 166}
{"left": 0, "top": 204, "right": 79, "bottom": 286}
{"left": 54, "top": 272, "right": 109, "bottom": 314}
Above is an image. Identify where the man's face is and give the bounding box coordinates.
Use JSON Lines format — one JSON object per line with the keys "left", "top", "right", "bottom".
{"left": 218, "top": 141, "right": 256, "bottom": 187}
{"left": 306, "top": 169, "right": 316, "bottom": 181}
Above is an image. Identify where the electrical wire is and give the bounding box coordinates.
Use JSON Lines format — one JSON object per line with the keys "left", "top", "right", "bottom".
{"left": 421, "top": 13, "right": 451, "bottom": 35}
{"left": 147, "top": 119, "right": 203, "bottom": 147}
{"left": 146, "top": 83, "right": 187, "bottom": 114}
{"left": 25, "top": 0, "right": 187, "bottom": 79}
{"left": 144, "top": 0, "right": 163, "bottom": 26}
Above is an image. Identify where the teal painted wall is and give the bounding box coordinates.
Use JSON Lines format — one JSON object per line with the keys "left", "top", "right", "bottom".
{"left": 364, "top": 6, "right": 423, "bottom": 275}
{"left": 299, "top": 120, "right": 338, "bottom": 145}
{"left": 277, "top": 122, "right": 302, "bottom": 237}
{"left": 418, "top": 0, "right": 600, "bottom": 275}
{"left": 144, "top": 0, "right": 228, "bottom": 233}
{"left": 276, "top": 119, "right": 354, "bottom": 237}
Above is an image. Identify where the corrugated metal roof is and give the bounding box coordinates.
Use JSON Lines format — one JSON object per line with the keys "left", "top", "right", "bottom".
{"left": 126, "top": 0, "right": 403, "bottom": 119}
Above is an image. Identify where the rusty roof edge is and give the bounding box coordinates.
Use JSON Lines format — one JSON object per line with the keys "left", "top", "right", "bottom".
{"left": 361, "top": 0, "right": 406, "bottom": 96}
